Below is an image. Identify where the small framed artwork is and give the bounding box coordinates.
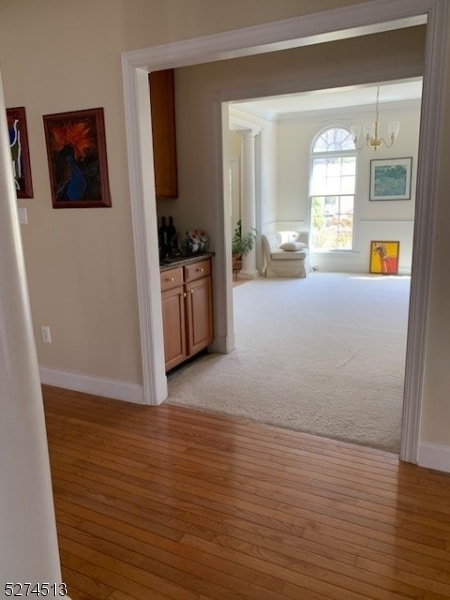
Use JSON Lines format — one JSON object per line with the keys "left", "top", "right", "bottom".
{"left": 6, "top": 106, "right": 33, "bottom": 198}
{"left": 43, "top": 107, "right": 111, "bottom": 208}
{"left": 369, "top": 157, "right": 412, "bottom": 201}
{"left": 370, "top": 241, "right": 400, "bottom": 275}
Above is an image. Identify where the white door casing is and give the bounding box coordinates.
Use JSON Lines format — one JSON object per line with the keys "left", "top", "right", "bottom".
{"left": 121, "top": 0, "right": 450, "bottom": 464}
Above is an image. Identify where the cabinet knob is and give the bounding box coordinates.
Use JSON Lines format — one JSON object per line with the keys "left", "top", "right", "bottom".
{"left": 197, "top": 267, "right": 205, "bottom": 273}
{"left": 166, "top": 277, "right": 175, "bottom": 282}
{"left": 190, "top": 289, "right": 194, "bottom": 294}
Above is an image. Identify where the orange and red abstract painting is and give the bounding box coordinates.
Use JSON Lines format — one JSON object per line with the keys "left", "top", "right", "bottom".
{"left": 43, "top": 107, "right": 111, "bottom": 208}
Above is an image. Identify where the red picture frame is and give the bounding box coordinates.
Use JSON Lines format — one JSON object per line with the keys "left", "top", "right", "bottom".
{"left": 43, "top": 107, "right": 111, "bottom": 208}
{"left": 6, "top": 106, "right": 34, "bottom": 199}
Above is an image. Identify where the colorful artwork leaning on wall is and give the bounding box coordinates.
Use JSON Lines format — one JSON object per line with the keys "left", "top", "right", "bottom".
{"left": 370, "top": 241, "right": 400, "bottom": 275}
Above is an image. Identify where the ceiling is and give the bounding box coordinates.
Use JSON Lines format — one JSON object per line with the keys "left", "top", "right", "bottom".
{"left": 230, "top": 78, "right": 423, "bottom": 121}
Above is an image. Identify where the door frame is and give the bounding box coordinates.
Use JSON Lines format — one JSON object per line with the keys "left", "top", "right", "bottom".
{"left": 121, "top": 0, "right": 449, "bottom": 463}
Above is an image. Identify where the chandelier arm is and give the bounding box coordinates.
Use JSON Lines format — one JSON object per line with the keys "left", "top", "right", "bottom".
{"left": 351, "top": 85, "right": 399, "bottom": 152}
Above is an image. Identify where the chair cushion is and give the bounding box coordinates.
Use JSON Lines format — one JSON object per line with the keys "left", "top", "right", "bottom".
{"left": 271, "top": 250, "right": 307, "bottom": 261}
{"left": 279, "top": 241, "right": 307, "bottom": 251}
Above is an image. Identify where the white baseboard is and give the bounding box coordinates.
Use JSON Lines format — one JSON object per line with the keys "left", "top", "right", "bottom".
{"left": 39, "top": 367, "right": 145, "bottom": 404}
{"left": 417, "top": 441, "right": 450, "bottom": 473}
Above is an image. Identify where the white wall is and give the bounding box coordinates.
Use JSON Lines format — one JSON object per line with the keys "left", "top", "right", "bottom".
{"left": 259, "top": 119, "right": 278, "bottom": 232}
{"left": 274, "top": 101, "right": 420, "bottom": 273}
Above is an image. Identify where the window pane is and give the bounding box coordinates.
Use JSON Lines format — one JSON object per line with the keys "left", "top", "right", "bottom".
{"left": 341, "top": 175, "right": 356, "bottom": 194}
{"left": 313, "top": 127, "right": 356, "bottom": 152}
{"left": 311, "top": 156, "right": 356, "bottom": 195}
{"left": 311, "top": 195, "right": 354, "bottom": 250}
{"left": 341, "top": 156, "right": 356, "bottom": 175}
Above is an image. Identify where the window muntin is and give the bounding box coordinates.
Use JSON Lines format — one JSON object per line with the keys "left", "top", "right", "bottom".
{"left": 313, "top": 127, "right": 355, "bottom": 152}
{"left": 310, "top": 127, "right": 356, "bottom": 251}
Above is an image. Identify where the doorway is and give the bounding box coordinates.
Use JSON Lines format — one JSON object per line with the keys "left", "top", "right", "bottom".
{"left": 223, "top": 85, "right": 418, "bottom": 453}
{"left": 121, "top": 1, "right": 448, "bottom": 463}
{"left": 227, "top": 79, "right": 422, "bottom": 275}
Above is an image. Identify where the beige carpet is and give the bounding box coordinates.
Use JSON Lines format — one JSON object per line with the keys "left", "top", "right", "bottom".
{"left": 167, "top": 272, "right": 410, "bottom": 453}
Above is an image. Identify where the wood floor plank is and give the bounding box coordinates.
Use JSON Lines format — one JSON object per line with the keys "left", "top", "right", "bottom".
{"left": 181, "top": 533, "right": 421, "bottom": 600}
{"left": 42, "top": 385, "right": 450, "bottom": 600}
{"left": 60, "top": 538, "right": 201, "bottom": 600}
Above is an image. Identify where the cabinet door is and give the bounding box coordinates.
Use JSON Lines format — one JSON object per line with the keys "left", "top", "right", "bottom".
{"left": 149, "top": 69, "right": 178, "bottom": 199}
{"left": 161, "top": 285, "right": 187, "bottom": 371}
{"left": 185, "top": 276, "right": 214, "bottom": 356}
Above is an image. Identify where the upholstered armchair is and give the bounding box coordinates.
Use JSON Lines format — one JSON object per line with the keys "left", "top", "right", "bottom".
{"left": 262, "top": 231, "right": 310, "bottom": 278}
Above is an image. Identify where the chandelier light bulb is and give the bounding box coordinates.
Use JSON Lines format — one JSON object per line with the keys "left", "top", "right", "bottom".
{"left": 388, "top": 120, "right": 400, "bottom": 141}
{"left": 351, "top": 86, "right": 399, "bottom": 151}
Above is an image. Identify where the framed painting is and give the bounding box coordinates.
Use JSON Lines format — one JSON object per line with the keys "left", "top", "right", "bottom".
{"left": 369, "top": 157, "right": 412, "bottom": 201}
{"left": 6, "top": 106, "right": 33, "bottom": 198}
{"left": 370, "top": 241, "right": 400, "bottom": 275}
{"left": 43, "top": 107, "right": 111, "bottom": 208}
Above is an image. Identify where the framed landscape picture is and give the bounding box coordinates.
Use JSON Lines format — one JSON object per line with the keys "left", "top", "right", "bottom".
{"left": 43, "top": 107, "right": 111, "bottom": 208}
{"left": 369, "top": 241, "right": 400, "bottom": 275}
{"left": 369, "top": 157, "right": 412, "bottom": 201}
{"left": 6, "top": 106, "right": 33, "bottom": 199}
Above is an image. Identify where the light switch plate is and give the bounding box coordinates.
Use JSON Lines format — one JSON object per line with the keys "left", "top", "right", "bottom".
{"left": 17, "top": 207, "right": 28, "bottom": 224}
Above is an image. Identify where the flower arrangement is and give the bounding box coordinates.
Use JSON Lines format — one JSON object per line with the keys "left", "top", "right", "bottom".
{"left": 180, "top": 229, "right": 210, "bottom": 255}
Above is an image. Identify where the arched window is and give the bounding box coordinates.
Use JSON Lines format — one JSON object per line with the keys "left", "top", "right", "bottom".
{"left": 309, "top": 127, "right": 356, "bottom": 251}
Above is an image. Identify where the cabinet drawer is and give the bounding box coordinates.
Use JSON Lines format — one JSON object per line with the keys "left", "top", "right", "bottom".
{"left": 184, "top": 259, "right": 211, "bottom": 283}
{"left": 160, "top": 267, "right": 183, "bottom": 292}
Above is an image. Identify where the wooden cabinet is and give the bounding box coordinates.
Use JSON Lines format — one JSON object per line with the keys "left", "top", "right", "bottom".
{"left": 160, "top": 257, "right": 213, "bottom": 371}
{"left": 184, "top": 259, "right": 213, "bottom": 357}
{"left": 160, "top": 267, "right": 187, "bottom": 371}
{"left": 149, "top": 69, "right": 178, "bottom": 199}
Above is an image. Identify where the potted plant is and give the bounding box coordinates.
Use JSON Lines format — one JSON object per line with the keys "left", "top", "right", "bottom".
{"left": 232, "top": 219, "right": 257, "bottom": 272}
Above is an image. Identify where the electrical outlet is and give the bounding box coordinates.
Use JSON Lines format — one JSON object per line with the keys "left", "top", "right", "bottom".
{"left": 40, "top": 325, "right": 52, "bottom": 344}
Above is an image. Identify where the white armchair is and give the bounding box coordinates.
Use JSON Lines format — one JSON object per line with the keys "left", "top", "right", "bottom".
{"left": 262, "top": 231, "right": 310, "bottom": 278}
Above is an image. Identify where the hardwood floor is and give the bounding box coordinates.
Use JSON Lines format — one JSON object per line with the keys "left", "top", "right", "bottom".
{"left": 42, "top": 385, "right": 450, "bottom": 600}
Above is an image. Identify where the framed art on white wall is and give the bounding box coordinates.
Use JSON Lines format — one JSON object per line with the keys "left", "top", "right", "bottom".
{"left": 369, "top": 157, "right": 412, "bottom": 201}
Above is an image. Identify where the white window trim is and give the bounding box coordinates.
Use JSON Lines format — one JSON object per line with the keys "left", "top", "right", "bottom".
{"left": 309, "top": 126, "right": 357, "bottom": 252}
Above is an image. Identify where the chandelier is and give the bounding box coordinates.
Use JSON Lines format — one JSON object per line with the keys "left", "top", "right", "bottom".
{"left": 351, "top": 86, "right": 400, "bottom": 151}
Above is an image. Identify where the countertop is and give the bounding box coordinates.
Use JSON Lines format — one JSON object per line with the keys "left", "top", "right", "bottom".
{"left": 159, "top": 252, "right": 214, "bottom": 272}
